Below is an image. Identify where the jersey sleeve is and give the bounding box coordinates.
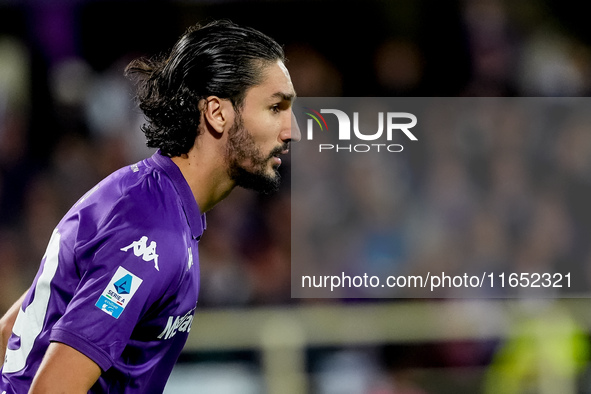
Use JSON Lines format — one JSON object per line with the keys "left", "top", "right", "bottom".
{"left": 50, "top": 186, "right": 187, "bottom": 372}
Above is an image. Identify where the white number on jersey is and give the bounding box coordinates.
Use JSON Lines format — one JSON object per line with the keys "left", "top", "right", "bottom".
{"left": 3, "top": 229, "right": 61, "bottom": 373}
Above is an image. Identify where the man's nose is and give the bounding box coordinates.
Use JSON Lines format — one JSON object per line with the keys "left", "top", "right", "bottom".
{"left": 288, "top": 110, "right": 301, "bottom": 142}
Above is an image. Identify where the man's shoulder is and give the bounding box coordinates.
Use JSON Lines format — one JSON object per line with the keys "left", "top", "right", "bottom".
{"left": 60, "top": 158, "right": 185, "bottom": 242}
{"left": 56, "top": 159, "right": 191, "bottom": 276}
{"left": 78, "top": 159, "right": 178, "bottom": 215}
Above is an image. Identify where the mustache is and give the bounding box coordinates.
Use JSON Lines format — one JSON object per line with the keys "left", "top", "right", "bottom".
{"left": 268, "top": 143, "right": 290, "bottom": 159}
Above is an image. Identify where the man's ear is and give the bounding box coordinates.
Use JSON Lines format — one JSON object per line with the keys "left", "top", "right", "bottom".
{"left": 203, "top": 96, "right": 233, "bottom": 135}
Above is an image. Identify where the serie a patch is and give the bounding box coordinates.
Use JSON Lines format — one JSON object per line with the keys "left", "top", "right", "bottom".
{"left": 95, "top": 266, "right": 143, "bottom": 319}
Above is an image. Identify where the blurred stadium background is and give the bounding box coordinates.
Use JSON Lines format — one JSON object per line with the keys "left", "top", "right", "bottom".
{"left": 2, "top": 0, "right": 591, "bottom": 393}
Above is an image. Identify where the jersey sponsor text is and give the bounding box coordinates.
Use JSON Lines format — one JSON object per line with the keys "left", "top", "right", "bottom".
{"left": 157, "top": 309, "right": 195, "bottom": 340}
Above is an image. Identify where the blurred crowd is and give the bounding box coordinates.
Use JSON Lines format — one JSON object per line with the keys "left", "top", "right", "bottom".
{"left": 3, "top": 0, "right": 591, "bottom": 310}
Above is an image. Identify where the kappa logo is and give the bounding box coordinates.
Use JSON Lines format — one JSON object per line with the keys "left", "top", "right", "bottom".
{"left": 187, "top": 247, "right": 193, "bottom": 271}
{"left": 121, "top": 236, "right": 160, "bottom": 271}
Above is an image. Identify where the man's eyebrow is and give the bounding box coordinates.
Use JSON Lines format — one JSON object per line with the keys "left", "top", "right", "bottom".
{"left": 271, "top": 91, "right": 297, "bottom": 102}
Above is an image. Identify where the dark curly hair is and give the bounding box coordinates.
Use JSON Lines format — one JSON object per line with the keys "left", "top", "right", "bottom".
{"left": 125, "top": 20, "right": 285, "bottom": 157}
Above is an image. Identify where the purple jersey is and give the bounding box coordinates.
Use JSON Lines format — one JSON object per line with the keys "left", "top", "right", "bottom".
{"left": 1, "top": 151, "right": 204, "bottom": 393}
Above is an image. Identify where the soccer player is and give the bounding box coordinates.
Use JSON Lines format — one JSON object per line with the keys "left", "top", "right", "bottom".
{"left": 0, "top": 20, "right": 299, "bottom": 393}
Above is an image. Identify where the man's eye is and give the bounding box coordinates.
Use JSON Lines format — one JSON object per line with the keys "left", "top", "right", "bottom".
{"left": 271, "top": 104, "right": 281, "bottom": 113}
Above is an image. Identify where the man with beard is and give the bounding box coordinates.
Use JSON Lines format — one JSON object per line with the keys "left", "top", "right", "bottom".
{"left": 0, "top": 20, "right": 299, "bottom": 393}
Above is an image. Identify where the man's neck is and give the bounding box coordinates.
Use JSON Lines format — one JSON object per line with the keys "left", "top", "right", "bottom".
{"left": 170, "top": 146, "right": 235, "bottom": 213}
